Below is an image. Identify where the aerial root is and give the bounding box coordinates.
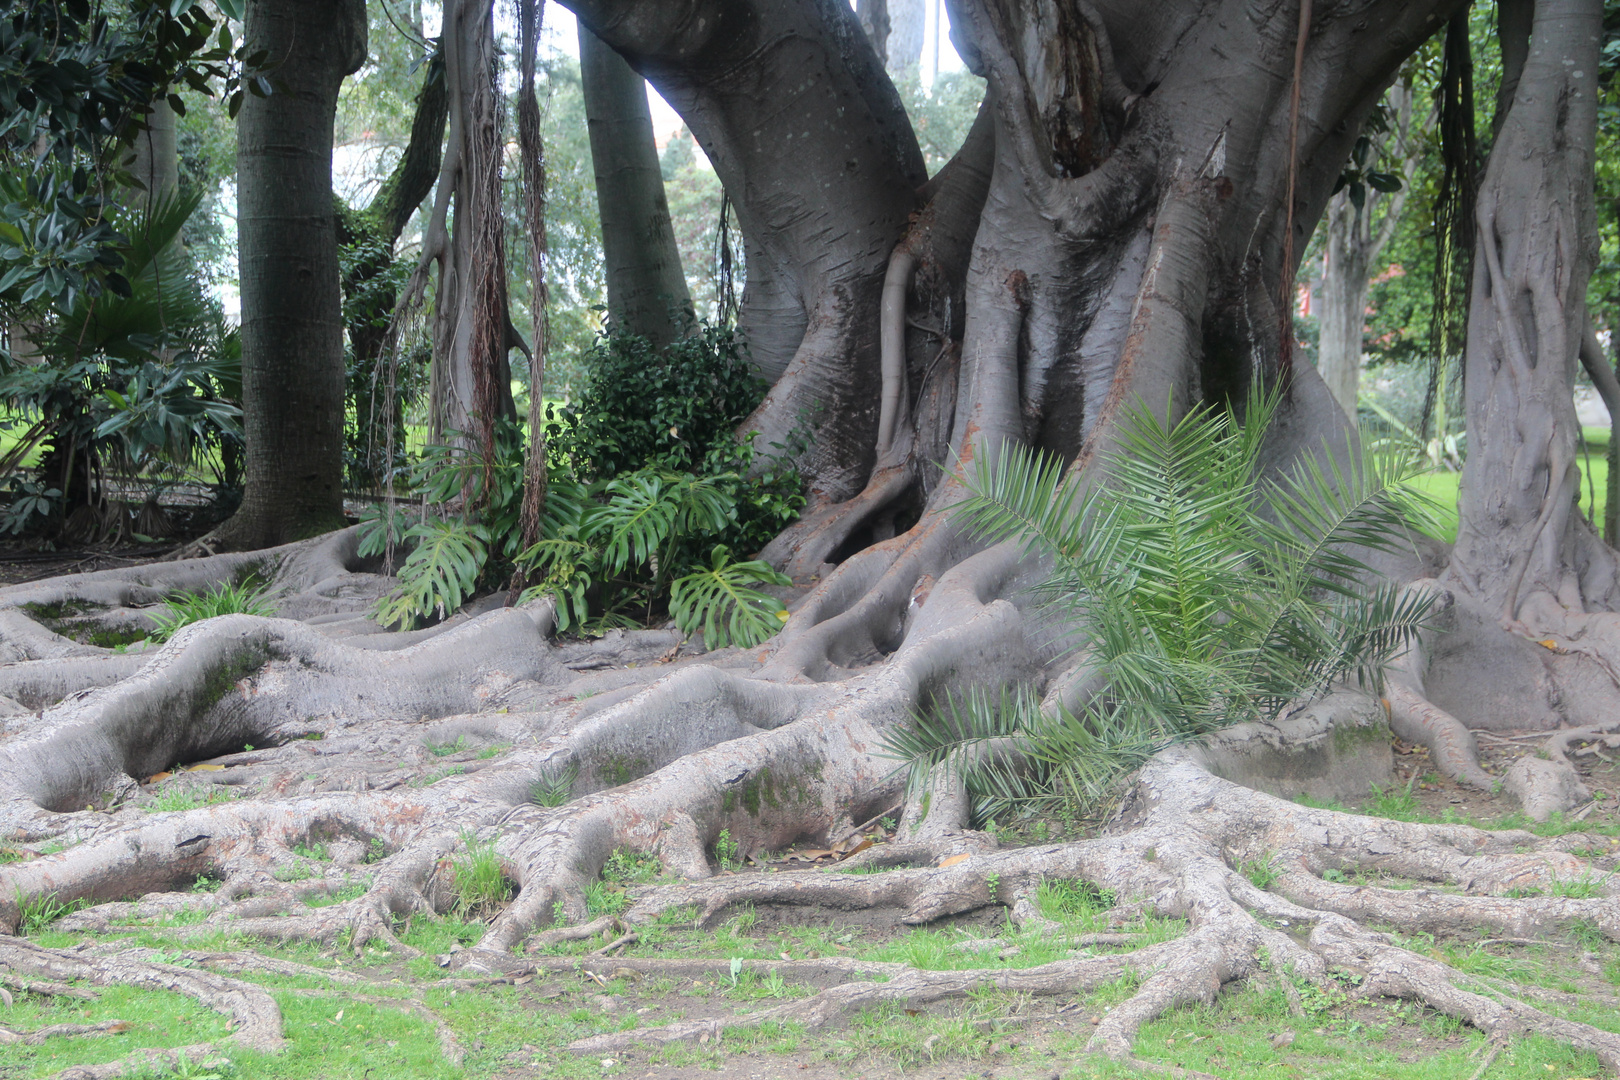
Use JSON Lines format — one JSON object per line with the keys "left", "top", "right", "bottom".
{"left": 0, "top": 1020, "right": 132, "bottom": 1045}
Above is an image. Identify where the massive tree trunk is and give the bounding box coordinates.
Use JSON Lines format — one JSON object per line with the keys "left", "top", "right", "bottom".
{"left": 10, "top": 2, "right": 1620, "bottom": 1075}
{"left": 569, "top": 0, "right": 929, "bottom": 503}
{"left": 221, "top": 0, "right": 367, "bottom": 548}
{"left": 579, "top": 26, "right": 693, "bottom": 349}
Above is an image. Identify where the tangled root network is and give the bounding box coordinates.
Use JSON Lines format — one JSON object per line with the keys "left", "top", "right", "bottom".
{"left": 1, "top": 527, "right": 1618, "bottom": 1076}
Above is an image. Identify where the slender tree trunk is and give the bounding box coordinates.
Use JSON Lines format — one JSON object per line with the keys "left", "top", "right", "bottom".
{"left": 123, "top": 99, "right": 178, "bottom": 206}
{"left": 1316, "top": 198, "right": 1372, "bottom": 417}
{"left": 857, "top": 0, "right": 891, "bottom": 61}
{"left": 427, "top": 0, "right": 517, "bottom": 451}
{"left": 223, "top": 0, "right": 366, "bottom": 548}
{"left": 516, "top": 0, "right": 550, "bottom": 553}
{"left": 338, "top": 52, "right": 449, "bottom": 490}
{"left": 1315, "top": 80, "right": 1420, "bottom": 419}
{"left": 578, "top": 26, "right": 692, "bottom": 350}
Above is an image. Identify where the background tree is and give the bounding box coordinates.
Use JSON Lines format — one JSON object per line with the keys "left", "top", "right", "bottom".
{"left": 579, "top": 25, "right": 692, "bottom": 348}
{"left": 1315, "top": 78, "right": 1427, "bottom": 417}
{"left": 222, "top": 0, "right": 367, "bottom": 548}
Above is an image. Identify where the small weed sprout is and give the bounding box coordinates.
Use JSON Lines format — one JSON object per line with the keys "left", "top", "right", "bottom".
{"left": 149, "top": 786, "right": 235, "bottom": 813}
{"left": 15, "top": 887, "right": 84, "bottom": 933}
{"left": 715, "top": 828, "right": 740, "bottom": 870}
{"left": 426, "top": 735, "right": 469, "bottom": 757}
{"left": 530, "top": 761, "right": 579, "bottom": 807}
{"left": 1241, "top": 855, "right": 1281, "bottom": 890}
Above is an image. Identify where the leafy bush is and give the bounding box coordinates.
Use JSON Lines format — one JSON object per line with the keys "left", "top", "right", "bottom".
{"left": 370, "top": 320, "right": 804, "bottom": 644}
{"left": 886, "top": 389, "right": 1439, "bottom": 822}
{"left": 547, "top": 319, "right": 766, "bottom": 479}
{"left": 147, "top": 578, "right": 276, "bottom": 642}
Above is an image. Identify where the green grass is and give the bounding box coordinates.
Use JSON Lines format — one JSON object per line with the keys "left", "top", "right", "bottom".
{"left": 146, "top": 579, "right": 277, "bottom": 643}
{"left": 450, "top": 834, "right": 511, "bottom": 919}
{"left": 1403, "top": 425, "right": 1612, "bottom": 543}
{"left": 9, "top": 881, "right": 1618, "bottom": 1080}
{"left": 148, "top": 786, "right": 237, "bottom": 813}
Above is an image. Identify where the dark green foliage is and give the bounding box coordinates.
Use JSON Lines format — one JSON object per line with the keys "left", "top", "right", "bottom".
{"left": 0, "top": 0, "right": 266, "bottom": 318}
{"left": 887, "top": 390, "right": 1440, "bottom": 823}
{"left": 371, "top": 321, "right": 803, "bottom": 643}
{"left": 547, "top": 320, "right": 767, "bottom": 479}
{"left": 0, "top": 190, "right": 242, "bottom": 537}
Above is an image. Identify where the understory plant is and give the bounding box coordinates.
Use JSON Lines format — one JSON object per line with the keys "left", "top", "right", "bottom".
{"left": 362, "top": 321, "right": 802, "bottom": 645}
{"left": 146, "top": 578, "right": 276, "bottom": 642}
{"left": 887, "top": 389, "right": 1439, "bottom": 822}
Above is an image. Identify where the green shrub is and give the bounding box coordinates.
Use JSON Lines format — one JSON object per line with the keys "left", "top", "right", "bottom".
{"left": 547, "top": 320, "right": 766, "bottom": 479}
{"left": 366, "top": 320, "right": 804, "bottom": 644}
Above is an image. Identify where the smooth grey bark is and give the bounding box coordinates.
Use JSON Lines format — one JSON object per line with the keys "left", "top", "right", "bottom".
{"left": 887, "top": 0, "right": 925, "bottom": 70}
{"left": 1316, "top": 81, "right": 1423, "bottom": 418}
{"left": 1447, "top": 0, "right": 1613, "bottom": 625}
{"left": 123, "top": 99, "right": 178, "bottom": 205}
{"left": 224, "top": 0, "right": 366, "bottom": 549}
{"left": 857, "top": 0, "right": 891, "bottom": 68}
{"left": 579, "top": 26, "right": 692, "bottom": 350}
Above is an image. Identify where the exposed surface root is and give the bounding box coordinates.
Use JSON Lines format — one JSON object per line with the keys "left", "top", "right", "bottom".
{"left": 569, "top": 944, "right": 1174, "bottom": 1054}
{"left": 2, "top": 525, "right": 1619, "bottom": 1072}
{"left": 573, "top": 750, "right": 1620, "bottom": 1064}
{"left": 0, "top": 932, "right": 284, "bottom": 1077}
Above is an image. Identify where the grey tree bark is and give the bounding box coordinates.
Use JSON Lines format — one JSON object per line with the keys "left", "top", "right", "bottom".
{"left": 123, "top": 99, "right": 179, "bottom": 207}
{"left": 887, "top": 0, "right": 926, "bottom": 70}
{"left": 398, "top": 0, "right": 517, "bottom": 454}
{"left": 222, "top": 0, "right": 367, "bottom": 549}
{"left": 579, "top": 26, "right": 693, "bottom": 350}
{"left": 1316, "top": 79, "right": 1423, "bottom": 418}
{"left": 1448, "top": 0, "right": 1612, "bottom": 625}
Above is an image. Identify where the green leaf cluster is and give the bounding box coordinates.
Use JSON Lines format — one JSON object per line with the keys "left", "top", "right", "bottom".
{"left": 888, "top": 389, "right": 1440, "bottom": 822}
